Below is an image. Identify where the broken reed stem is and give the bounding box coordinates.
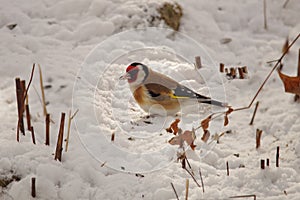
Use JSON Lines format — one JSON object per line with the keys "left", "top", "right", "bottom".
{"left": 220, "top": 63, "right": 225, "bottom": 72}
{"left": 55, "top": 113, "right": 65, "bottom": 161}
{"left": 230, "top": 194, "right": 256, "bottom": 200}
{"left": 170, "top": 183, "right": 179, "bottom": 200}
{"left": 199, "top": 168, "right": 205, "bottom": 193}
{"left": 38, "top": 64, "right": 47, "bottom": 116}
{"left": 238, "top": 67, "right": 244, "bottom": 79}
{"left": 182, "top": 157, "right": 186, "bottom": 169}
{"left": 256, "top": 129, "right": 263, "bottom": 148}
{"left": 15, "top": 78, "right": 25, "bottom": 137}
{"left": 230, "top": 67, "right": 236, "bottom": 78}
{"left": 195, "top": 56, "right": 202, "bottom": 69}
{"left": 263, "top": 0, "right": 267, "bottom": 30}
{"left": 16, "top": 64, "right": 36, "bottom": 141}
{"left": 45, "top": 114, "right": 50, "bottom": 145}
{"left": 30, "top": 126, "right": 36, "bottom": 145}
{"left": 294, "top": 48, "right": 300, "bottom": 101}
{"left": 249, "top": 101, "right": 260, "bottom": 125}
{"left": 234, "top": 33, "right": 300, "bottom": 112}
{"left": 261, "top": 159, "right": 265, "bottom": 169}
{"left": 226, "top": 161, "right": 229, "bottom": 176}
{"left": 31, "top": 177, "right": 36, "bottom": 198}
{"left": 276, "top": 146, "right": 280, "bottom": 167}
{"left": 185, "top": 179, "right": 189, "bottom": 200}
{"left": 25, "top": 104, "right": 31, "bottom": 131}
{"left": 242, "top": 66, "right": 248, "bottom": 74}
{"left": 65, "top": 109, "right": 78, "bottom": 152}
{"left": 111, "top": 133, "right": 115, "bottom": 142}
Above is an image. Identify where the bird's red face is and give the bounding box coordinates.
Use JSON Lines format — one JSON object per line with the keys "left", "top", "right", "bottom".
{"left": 124, "top": 65, "right": 139, "bottom": 83}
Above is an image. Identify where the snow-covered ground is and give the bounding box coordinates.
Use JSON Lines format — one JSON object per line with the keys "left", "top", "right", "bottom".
{"left": 1, "top": 0, "right": 300, "bottom": 199}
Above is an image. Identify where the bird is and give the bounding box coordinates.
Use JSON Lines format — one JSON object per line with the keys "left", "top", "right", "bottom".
{"left": 120, "top": 62, "right": 227, "bottom": 116}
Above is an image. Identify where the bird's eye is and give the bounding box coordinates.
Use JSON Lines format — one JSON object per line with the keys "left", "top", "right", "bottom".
{"left": 128, "top": 69, "right": 138, "bottom": 77}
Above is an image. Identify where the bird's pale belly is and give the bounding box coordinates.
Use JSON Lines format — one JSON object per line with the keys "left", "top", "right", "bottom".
{"left": 133, "top": 86, "right": 180, "bottom": 115}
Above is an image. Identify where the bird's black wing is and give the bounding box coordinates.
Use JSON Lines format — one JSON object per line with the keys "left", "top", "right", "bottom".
{"left": 173, "top": 85, "right": 225, "bottom": 107}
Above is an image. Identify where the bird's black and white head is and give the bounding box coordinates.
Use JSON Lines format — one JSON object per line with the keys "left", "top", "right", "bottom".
{"left": 120, "top": 62, "right": 149, "bottom": 87}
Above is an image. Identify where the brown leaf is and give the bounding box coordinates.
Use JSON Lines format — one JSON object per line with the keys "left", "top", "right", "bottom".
{"left": 201, "top": 114, "right": 212, "bottom": 131}
{"left": 166, "top": 118, "right": 180, "bottom": 135}
{"left": 278, "top": 69, "right": 300, "bottom": 95}
{"left": 201, "top": 130, "right": 210, "bottom": 143}
{"left": 169, "top": 129, "right": 196, "bottom": 150}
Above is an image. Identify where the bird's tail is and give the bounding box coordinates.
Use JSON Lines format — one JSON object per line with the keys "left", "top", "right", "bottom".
{"left": 196, "top": 94, "right": 227, "bottom": 107}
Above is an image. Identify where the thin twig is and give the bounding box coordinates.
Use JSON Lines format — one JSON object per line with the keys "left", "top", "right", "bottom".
{"left": 185, "top": 156, "right": 193, "bottom": 172}
{"left": 38, "top": 64, "right": 48, "bottom": 116}
{"left": 199, "top": 168, "right": 205, "bottom": 193}
{"left": 184, "top": 168, "right": 202, "bottom": 188}
{"left": 65, "top": 109, "right": 79, "bottom": 152}
{"left": 170, "top": 183, "right": 179, "bottom": 200}
{"left": 234, "top": 33, "right": 300, "bottom": 111}
{"left": 249, "top": 101, "right": 259, "bottom": 125}
{"left": 230, "top": 194, "right": 256, "bottom": 200}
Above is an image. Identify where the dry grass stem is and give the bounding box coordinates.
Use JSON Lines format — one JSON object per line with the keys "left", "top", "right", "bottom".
{"left": 256, "top": 129, "right": 263, "bottom": 148}
{"left": 185, "top": 179, "right": 189, "bottom": 200}
{"left": 199, "top": 168, "right": 205, "bottom": 193}
{"left": 45, "top": 114, "right": 50, "bottom": 145}
{"left": 65, "top": 109, "right": 79, "bottom": 152}
{"left": 38, "top": 64, "right": 48, "bottom": 116}
{"left": 249, "top": 101, "right": 260, "bottom": 125}
{"left": 230, "top": 194, "right": 256, "bottom": 200}
{"left": 170, "top": 183, "right": 179, "bottom": 200}
{"left": 30, "top": 126, "right": 36, "bottom": 145}
{"left": 276, "top": 146, "right": 280, "bottom": 167}
{"left": 55, "top": 113, "right": 65, "bottom": 161}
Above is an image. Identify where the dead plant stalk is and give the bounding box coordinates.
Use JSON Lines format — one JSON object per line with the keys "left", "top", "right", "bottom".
{"left": 65, "top": 109, "right": 79, "bottom": 152}
{"left": 16, "top": 64, "right": 36, "bottom": 141}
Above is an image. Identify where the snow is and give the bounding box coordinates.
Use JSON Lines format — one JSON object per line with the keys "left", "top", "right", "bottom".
{"left": 1, "top": 0, "right": 300, "bottom": 199}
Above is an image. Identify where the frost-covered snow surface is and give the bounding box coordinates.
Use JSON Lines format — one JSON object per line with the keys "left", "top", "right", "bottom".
{"left": 1, "top": 0, "right": 300, "bottom": 199}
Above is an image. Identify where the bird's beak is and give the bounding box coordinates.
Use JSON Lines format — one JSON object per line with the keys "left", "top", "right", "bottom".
{"left": 119, "top": 73, "right": 130, "bottom": 80}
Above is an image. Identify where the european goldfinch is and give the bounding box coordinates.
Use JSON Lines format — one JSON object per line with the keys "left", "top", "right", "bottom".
{"left": 120, "top": 62, "right": 226, "bottom": 115}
